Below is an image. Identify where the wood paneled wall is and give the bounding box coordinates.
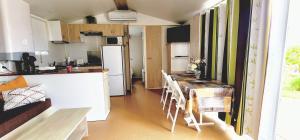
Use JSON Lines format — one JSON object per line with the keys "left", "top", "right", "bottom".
{"left": 190, "top": 14, "right": 201, "bottom": 59}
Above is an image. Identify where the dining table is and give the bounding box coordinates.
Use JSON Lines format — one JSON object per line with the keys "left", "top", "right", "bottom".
{"left": 171, "top": 72, "right": 234, "bottom": 132}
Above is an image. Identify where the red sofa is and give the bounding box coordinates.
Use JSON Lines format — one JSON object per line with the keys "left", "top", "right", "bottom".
{"left": 0, "top": 99, "right": 51, "bottom": 137}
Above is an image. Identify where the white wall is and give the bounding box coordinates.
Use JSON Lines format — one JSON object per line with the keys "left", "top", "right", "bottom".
{"left": 70, "top": 12, "right": 178, "bottom": 25}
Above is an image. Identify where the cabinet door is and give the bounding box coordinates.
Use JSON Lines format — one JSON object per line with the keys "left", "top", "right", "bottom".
{"left": 31, "top": 17, "right": 48, "bottom": 51}
{"left": 60, "top": 22, "right": 69, "bottom": 42}
{"left": 80, "top": 24, "right": 91, "bottom": 32}
{"left": 145, "top": 26, "right": 162, "bottom": 89}
{"left": 68, "top": 24, "right": 81, "bottom": 43}
{"left": 91, "top": 24, "right": 104, "bottom": 32}
{"left": 0, "top": 0, "right": 34, "bottom": 53}
{"left": 102, "top": 24, "right": 124, "bottom": 36}
{"left": 111, "top": 24, "right": 124, "bottom": 36}
{"left": 102, "top": 24, "right": 112, "bottom": 36}
{"left": 80, "top": 24, "right": 104, "bottom": 32}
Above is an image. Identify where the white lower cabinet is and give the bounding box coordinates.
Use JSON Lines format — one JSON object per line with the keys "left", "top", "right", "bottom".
{"left": 0, "top": 72, "right": 111, "bottom": 121}
{"left": 103, "top": 72, "right": 110, "bottom": 116}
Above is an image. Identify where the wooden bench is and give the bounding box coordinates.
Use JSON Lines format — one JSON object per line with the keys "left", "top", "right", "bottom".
{"left": 2, "top": 108, "right": 90, "bottom": 140}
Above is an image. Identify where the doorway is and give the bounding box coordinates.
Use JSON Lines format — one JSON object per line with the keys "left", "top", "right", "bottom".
{"left": 129, "top": 26, "right": 144, "bottom": 82}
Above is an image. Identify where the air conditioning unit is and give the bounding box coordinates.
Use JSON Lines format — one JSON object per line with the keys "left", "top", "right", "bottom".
{"left": 108, "top": 10, "right": 137, "bottom": 21}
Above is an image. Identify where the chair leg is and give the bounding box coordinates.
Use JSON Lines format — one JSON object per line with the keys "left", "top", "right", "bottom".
{"left": 199, "top": 113, "right": 203, "bottom": 125}
{"left": 160, "top": 82, "right": 167, "bottom": 103}
{"left": 167, "top": 98, "right": 173, "bottom": 119}
{"left": 163, "top": 91, "right": 170, "bottom": 110}
{"left": 160, "top": 88, "right": 165, "bottom": 103}
{"left": 171, "top": 107, "right": 180, "bottom": 133}
{"left": 190, "top": 112, "right": 201, "bottom": 132}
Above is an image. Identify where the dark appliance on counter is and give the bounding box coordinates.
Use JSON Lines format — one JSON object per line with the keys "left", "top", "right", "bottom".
{"left": 87, "top": 51, "right": 102, "bottom": 66}
{"left": 15, "top": 53, "right": 37, "bottom": 74}
{"left": 86, "top": 16, "right": 97, "bottom": 24}
{"left": 106, "top": 37, "right": 123, "bottom": 45}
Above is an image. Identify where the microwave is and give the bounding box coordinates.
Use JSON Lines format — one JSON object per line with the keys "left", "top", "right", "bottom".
{"left": 106, "top": 37, "right": 123, "bottom": 45}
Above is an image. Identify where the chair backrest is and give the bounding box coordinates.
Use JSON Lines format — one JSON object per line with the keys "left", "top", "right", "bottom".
{"left": 166, "top": 75, "right": 173, "bottom": 87}
{"left": 162, "top": 70, "right": 168, "bottom": 81}
{"left": 170, "top": 80, "right": 186, "bottom": 109}
{"left": 162, "top": 70, "right": 173, "bottom": 87}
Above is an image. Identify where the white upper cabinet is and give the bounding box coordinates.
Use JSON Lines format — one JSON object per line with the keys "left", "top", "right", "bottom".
{"left": 31, "top": 16, "right": 49, "bottom": 51}
{"left": 0, "top": 0, "right": 34, "bottom": 55}
{"left": 47, "top": 21, "right": 69, "bottom": 43}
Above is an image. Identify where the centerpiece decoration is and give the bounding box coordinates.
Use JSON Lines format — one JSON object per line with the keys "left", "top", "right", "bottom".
{"left": 190, "top": 58, "right": 206, "bottom": 79}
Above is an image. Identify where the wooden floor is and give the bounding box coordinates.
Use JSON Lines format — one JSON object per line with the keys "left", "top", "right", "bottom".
{"left": 83, "top": 81, "right": 242, "bottom": 140}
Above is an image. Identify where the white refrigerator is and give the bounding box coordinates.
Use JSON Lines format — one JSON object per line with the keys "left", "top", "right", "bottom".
{"left": 102, "top": 45, "right": 126, "bottom": 96}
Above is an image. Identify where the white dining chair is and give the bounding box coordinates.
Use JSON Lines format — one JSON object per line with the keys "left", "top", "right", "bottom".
{"left": 161, "top": 70, "right": 173, "bottom": 110}
{"left": 167, "top": 80, "right": 186, "bottom": 133}
{"left": 160, "top": 70, "right": 168, "bottom": 103}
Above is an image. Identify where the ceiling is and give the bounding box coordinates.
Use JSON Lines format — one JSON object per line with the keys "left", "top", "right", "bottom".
{"left": 24, "top": 0, "right": 206, "bottom": 23}
{"left": 127, "top": 0, "right": 205, "bottom": 22}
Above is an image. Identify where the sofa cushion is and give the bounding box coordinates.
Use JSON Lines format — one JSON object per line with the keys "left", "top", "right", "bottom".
{"left": 0, "top": 99, "right": 51, "bottom": 137}
{"left": 2, "top": 85, "right": 46, "bottom": 111}
{"left": 0, "top": 76, "right": 28, "bottom": 92}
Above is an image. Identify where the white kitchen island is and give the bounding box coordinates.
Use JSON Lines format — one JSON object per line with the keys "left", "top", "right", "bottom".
{"left": 0, "top": 69, "right": 110, "bottom": 121}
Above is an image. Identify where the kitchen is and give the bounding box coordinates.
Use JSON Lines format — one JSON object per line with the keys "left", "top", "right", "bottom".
{"left": 0, "top": 0, "right": 135, "bottom": 123}
{"left": 0, "top": 0, "right": 179, "bottom": 123}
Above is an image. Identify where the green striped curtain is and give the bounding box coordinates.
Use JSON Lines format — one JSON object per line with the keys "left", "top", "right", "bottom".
{"left": 207, "top": 10, "right": 214, "bottom": 79}
{"left": 222, "top": 0, "right": 233, "bottom": 125}
{"left": 219, "top": 0, "right": 252, "bottom": 135}
{"left": 200, "top": 14, "right": 207, "bottom": 79}
{"left": 234, "top": 0, "right": 252, "bottom": 134}
{"left": 211, "top": 7, "right": 219, "bottom": 80}
{"left": 228, "top": 0, "right": 239, "bottom": 86}
{"left": 200, "top": 14, "right": 206, "bottom": 59}
{"left": 200, "top": 0, "right": 252, "bottom": 135}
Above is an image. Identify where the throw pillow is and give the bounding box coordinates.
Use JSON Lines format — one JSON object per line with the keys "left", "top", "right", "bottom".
{"left": 2, "top": 84, "right": 46, "bottom": 111}
{"left": 0, "top": 76, "right": 28, "bottom": 92}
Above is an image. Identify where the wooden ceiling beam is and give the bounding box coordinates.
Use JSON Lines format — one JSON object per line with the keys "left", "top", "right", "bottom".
{"left": 114, "top": 0, "right": 129, "bottom": 10}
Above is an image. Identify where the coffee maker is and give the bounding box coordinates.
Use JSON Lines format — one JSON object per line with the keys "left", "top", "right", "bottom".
{"left": 15, "top": 53, "right": 36, "bottom": 74}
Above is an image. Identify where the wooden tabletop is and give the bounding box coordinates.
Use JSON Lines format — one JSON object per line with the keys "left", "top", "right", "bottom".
{"left": 14, "top": 108, "right": 90, "bottom": 140}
